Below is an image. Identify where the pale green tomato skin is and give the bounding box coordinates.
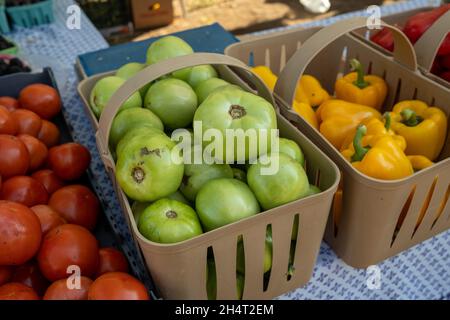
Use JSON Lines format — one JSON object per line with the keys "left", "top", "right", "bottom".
{"left": 196, "top": 178, "right": 260, "bottom": 231}
{"left": 181, "top": 65, "right": 218, "bottom": 89}
{"left": 195, "top": 78, "right": 230, "bottom": 104}
{"left": 116, "top": 126, "right": 165, "bottom": 157}
{"left": 207, "top": 260, "right": 244, "bottom": 300}
{"left": 132, "top": 191, "right": 190, "bottom": 223}
{"left": 145, "top": 78, "right": 198, "bottom": 129}
{"left": 116, "top": 62, "right": 151, "bottom": 98}
{"left": 193, "top": 88, "right": 277, "bottom": 162}
{"left": 110, "top": 108, "right": 164, "bottom": 149}
{"left": 278, "top": 138, "right": 305, "bottom": 166}
{"left": 180, "top": 163, "right": 233, "bottom": 202}
{"left": 116, "top": 133, "right": 184, "bottom": 202}
{"left": 90, "top": 76, "right": 142, "bottom": 118}
{"left": 247, "top": 153, "right": 310, "bottom": 210}
{"left": 146, "top": 36, "right": 194, "bottom": 65}
{"left": 306, "top": 184, "right": 321, "bottom": 196}
{"left": 236, "top": 240, "right": 272, "bottom": 274}
{"left": 232, "top": 168, "right": 247, "bottom": 183}
{"left": 138, "top": 199, "right": 203, "bottom": 244}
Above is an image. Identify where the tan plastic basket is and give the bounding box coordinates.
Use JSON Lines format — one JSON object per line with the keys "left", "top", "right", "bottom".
{"left": 78, "top": 53, "right": 339, "bottom": 299}
{"left": 226, "top": 18, "right": 450, "bottom": 268}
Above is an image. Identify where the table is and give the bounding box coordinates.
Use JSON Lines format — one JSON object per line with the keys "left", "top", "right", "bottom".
{"left": 7, "top": 0, "right": 450, "bottom": 300}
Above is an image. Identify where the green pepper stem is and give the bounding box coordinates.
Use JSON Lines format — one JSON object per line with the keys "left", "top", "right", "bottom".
{"left": 351, "top": 125, "right": 370, "bottom": 162}
{"left": 401, "top": 108, "right": 423, "bottom": 127}
{"left": 383, "top": 112, "right": 391, "bottom": 131}
{"left": 350, "top": 59, "right": 370, "bottom": 89}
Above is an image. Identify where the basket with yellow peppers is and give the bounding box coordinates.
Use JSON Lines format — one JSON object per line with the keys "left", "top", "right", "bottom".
{"left": 252, "top": 58, "right": 448, "bottom": 180}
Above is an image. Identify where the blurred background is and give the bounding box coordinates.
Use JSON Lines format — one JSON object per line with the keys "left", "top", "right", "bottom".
{"left": 76, "top": 0, "right": 402, "bottom": 44}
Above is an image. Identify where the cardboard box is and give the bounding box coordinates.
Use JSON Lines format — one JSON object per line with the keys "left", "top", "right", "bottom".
{"left": 131, "top": 0, "right": 174, "bottom": 30}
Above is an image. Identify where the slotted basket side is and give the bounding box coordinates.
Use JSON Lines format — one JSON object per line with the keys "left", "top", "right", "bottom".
{"left": 269, "top": 18, "right": 450, "bottom": 267}
{"left": 91, "top": 53, "right": 339, "bottom": 299}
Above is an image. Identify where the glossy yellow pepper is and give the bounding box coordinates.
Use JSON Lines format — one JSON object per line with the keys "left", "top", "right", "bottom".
{"left": 342, "top": 125, "right": 414, "bottom": 180}
{"left": 293, "top": 101, "right": 319, "bottom": 129}
{"left": 295, "top": 75, "right": 330, "bottom": 109}
{"left": 251, "top": 66, "right": 277, "bottom": 91}
{"left": 335, "top": 59, "right": 388, "bottom": 111}
{"left": 317, "top": 99, "right": 382, "bottom": 150}
{"left": 390, "top": 100, "right": 448, "bottom": 161}
{"left": 407, "top": 155, "right": 434, "bottom": 171}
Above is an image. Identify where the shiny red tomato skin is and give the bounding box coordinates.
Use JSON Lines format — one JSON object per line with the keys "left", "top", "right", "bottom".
{"left": 0, "top": 176, "right": 49, "bottom": 207}
{"left": 88, "top": 272, "right": 150, "bottom": 300}
{"left": 19, "top": 84, "right": 62, "bottom": 120}
{"left": 43, "top": 276, "right": 93, "bottom": 300}
{"left": 0, "top": 266, "right": 13, "bottom": 286}
{"left": 48, "top": 185, "right": 99, "bottom": 230}
{"left": 11, "top": 109, "right": 42, "bottom": 137}
{"left": 0, "top": 201, "right": 42, "bottom": 266}
{"left": 37, "top": 224, "right": 99, "bottom": 282}
{"left": 96, "top": 248, "right": 129, "bottom": 277}
{"left": 0, "top": 134, "right": 30, "bottom": 179}
{"left": 0, "top": 105, "right": 18, "bottom": 135}
{"left": 31, "top": 169, "right": 65, "bottom": 195}
{"left": 38, "top": 120, "right": 60, "bottom": 148}
{"left": 18, "top": 134, "right": 48, "bottom": 171}
{"left": 48, "top": 143, "right": 91, "bottom": 181}
{"left": 0, "top": 282, "right": 39, "bottom": 300}
{"left": 31, "top": 205, "right": 66, "bottom": 235}
{"left": 0, "top": 97, "right": 20, "bottom": 112}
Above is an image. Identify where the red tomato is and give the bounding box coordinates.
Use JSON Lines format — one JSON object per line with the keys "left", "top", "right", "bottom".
{"left": 43, "top": 276, "right": 93, "bottom": 300}
{"left": 17, "top": 134, "right": 48, "bottom": 171}
{"left": 0, "top": 201, "right": 42, "bottom": 265}
{"left": 19, "top": 84, "right": 62, "bottom": 120}
{"left": 48, "top": 185, "right": 99, "bottom": 230}
{"left": 0, "top": 176, "right": 49, "bottom": 207}
{"left": 0, "top": 134, "right": 30, "bottom": 178}
{"left": 11, "top": 109, "right": 42, "bottom": 137}
{"left": 0, "top": 97, "right": 20, "bottom": 112}
{"left": 0, "top": 266, "right": 13, "bottom": 286}
{"left": 31, "top": 205, "right": 66, "bottom": 235}
{"left": 48, "top": 143, "right": 91, "bottom": 181}
{"left": 88, "top": 272, "right": 149, "bottom": 300}
{"left": 11, "top": 260, "right": 49, "bottom": 296}
{"left": 96, "top": 248, "right": 129, "bottom": 277}
{"left": 38, "top": 120, "right": 60, "bottom": 148}
{"left": 0, "top": 282, "right": 39, "bottom": 300}
{"left": 0, "top": 105, "right": 18, "bottom": 135}
{"left": 31, "top": 169, "right": 65, "bottom": 195}
{"left": 37, "top": 224, "right": 99, "bottom": 282}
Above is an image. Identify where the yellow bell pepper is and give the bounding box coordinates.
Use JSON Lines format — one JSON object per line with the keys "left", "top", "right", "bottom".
{"left": 295, "top": 75, "right": 330, "bottom": 109}
{"left": 251, "top": 66, "right": 277, "bottom": 91}
{"left": 335, "top": 59, "right": 388, "bottom": 111}
{"left": 407, "top": 155, "right": 434, "bottom": 171}
{"left": 317, "top": 99, "right": 382, "bottom": 150}
{"left": 390, "top": 100, "right": 448, "bottom": 161}
{"left": 342, "top": 125, "right": 414, "bottom": 180}
{"left": 293, "top": 101, "right": 319, "bottom": 130}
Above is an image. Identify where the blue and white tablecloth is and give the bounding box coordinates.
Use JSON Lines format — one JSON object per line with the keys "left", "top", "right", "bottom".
{"left": 6, "top": 0, "right": 450, "bottom": 300}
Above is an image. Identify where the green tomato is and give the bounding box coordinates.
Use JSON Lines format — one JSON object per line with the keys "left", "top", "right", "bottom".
{"left": 116, "top": 126, "right": 165, "bottom": 157}
{"left": 116, "top": 133, "right": 184, "bottom": 202}
{"left": 195, "top": 78, "right": 230, "bottom": 104}
{"left": 116, "top": 62, "right": 150, "bottom": 98}
{"left": 207, "top": 260, "right": 244, "bottom": 300}
{"left": 146, "top": 36, "right": 194, "bottom": 65}
{"left": 145, "top": 78, "right": 198, "bottom": 129}
{"left": 180, "top": 65, "right": 218, "bottom": 89}
{"left": 138, "top": 199, "right": 202, "bottom": 244}
{"left": 90, "top": 76, "right": 142, "bottom": 118}
{"left": 236, "top": 240, "right": 272, "bottom": 274}
{"left": 232, "top": 168, "right": 247, "bottom": 183}
{"left": 180, "top": 163, "right": 233, "bottom": 202}
{"left": 132, "top": 191, "right": 190, "bottom": 223}
{"left": 110, "top": 108, "right": 164, "bottom": 149}
{"left": 247, "top": 153, "right": 310, "bottom": 210}
{"left": 196, "top": 178, "right": 260, "bottom": 231}
{"left": 306, "top": 184, "right": 321, "bottom": 196}
{"left": 194, "top": 87, "right": 277, "bottom": 162}
{"left": 278, "top": 138, "right": 305, "bottom": 166}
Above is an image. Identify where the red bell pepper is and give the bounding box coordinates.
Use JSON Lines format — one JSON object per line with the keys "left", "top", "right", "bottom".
{"left": 403, "top": 4, "right": 450, "bottom": 43}
{"left": 370, "top": 27, "right": 394, "bottom": 52}
{"left": 440, "top": 54, "right": 450, "bottom": 70}
{"left": 439, "top": 70, "right": 450, "bottom": 82}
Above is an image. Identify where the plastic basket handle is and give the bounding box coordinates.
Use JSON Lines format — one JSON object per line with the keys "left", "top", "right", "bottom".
{"left": 274, "top": 17, "right": 418, "bottom": 107}
{"left": 414, "top": 10, "right": 450, "bottom": 72}
{"left": 96, "top": 52, "right": 274, "bottom": 169}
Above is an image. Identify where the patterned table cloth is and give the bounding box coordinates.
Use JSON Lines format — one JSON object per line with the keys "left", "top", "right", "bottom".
{"left": 6, "top": 0, "right": 450, "bottom": 300}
